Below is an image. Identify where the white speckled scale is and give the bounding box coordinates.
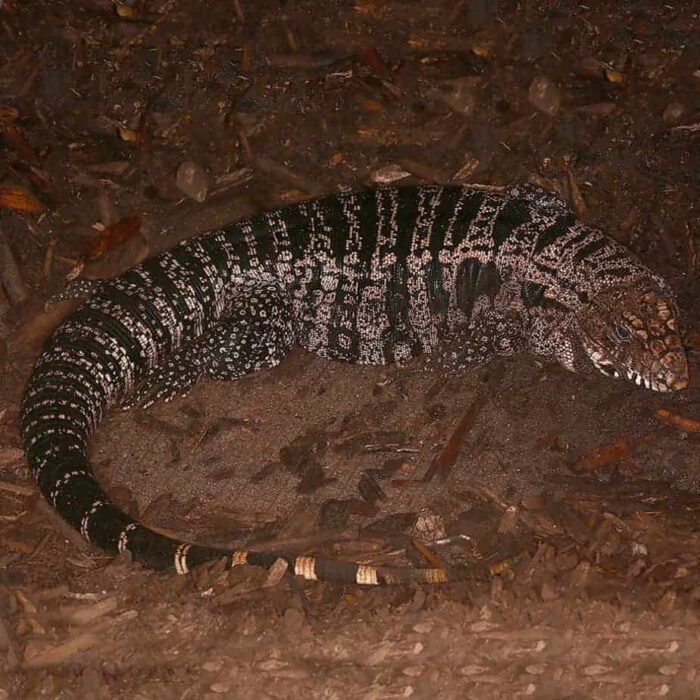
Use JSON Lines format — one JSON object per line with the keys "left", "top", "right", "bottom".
{"left": 19, "top": 184, "right": 688, "bottom": 584}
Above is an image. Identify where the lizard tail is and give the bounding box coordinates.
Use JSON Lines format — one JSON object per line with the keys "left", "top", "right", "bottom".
{"left": 19, "top": 234, "right": 455, "bottom": 586}
{"left": 20, "top": 338, "right": 451, "bottom": 584}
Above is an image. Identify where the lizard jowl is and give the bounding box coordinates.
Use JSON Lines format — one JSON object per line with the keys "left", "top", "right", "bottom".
{"left": 20, "top": 184, "right": 689, "bottom": 585}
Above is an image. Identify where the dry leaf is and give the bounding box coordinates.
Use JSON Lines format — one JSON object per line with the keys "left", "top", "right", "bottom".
{"left": 3, "top": 126, "right": 37, "bottom": 161}
{"left": 471, "top": 44, "right": 493, "bottom": 58}
{"left": 115, "top": 3, "right": 136, "bottom": 18}
{"left": 86, "top": 216, "right": 142, "bottom": 260}
{"left": 0, "top": 105, "right": 19, "bottom": 126}
{"left": 655, "top": 408, "right": 700, "bottom": 433}
{"left": 0, "top": 185, "right": 44, "bottom": 213}
{"left": 576, "top": 437, "right": 631, "bottom": 471}
{"left": 605, "top": 69, "right": 626, "bottom": 85}
{"left": 118, "top": 127, "right": 139, "bottom": 142}
{"left": 359, "top": 45, "right": 386, "bottom": 74}
{"left": 240, "top": 44, "right": 251, "bottom": 73}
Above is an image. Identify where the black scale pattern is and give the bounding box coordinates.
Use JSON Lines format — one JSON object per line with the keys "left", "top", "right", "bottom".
{"left": 19, "top": 184, "right": 680, "bottom": 583}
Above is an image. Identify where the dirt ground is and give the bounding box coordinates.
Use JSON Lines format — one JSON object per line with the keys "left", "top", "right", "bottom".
{"left": 0, "top": 0, "right": 699, "bottom": 697}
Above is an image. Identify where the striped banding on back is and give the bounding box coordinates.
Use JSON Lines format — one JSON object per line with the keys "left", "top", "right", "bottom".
{"left": 20, "top": 184, "right": 686, "bottom": 587}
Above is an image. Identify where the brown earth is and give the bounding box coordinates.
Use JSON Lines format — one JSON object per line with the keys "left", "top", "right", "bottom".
{"left": 0, "top": 0, "right": 699, "bottom": 697}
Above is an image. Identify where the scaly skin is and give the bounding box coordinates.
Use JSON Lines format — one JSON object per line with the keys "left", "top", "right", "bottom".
{"left": 20, "top": 184, "right": 688, "bottom": 584}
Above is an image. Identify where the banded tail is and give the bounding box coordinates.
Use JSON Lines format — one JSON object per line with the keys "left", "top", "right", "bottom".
{"left": 19, "top": 212, "right": 455, "bottom": 586}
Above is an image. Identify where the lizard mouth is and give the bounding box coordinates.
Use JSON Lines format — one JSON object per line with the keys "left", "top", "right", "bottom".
{"left": 586, "top": 346, "right": 620, "bottom": 380}
{"left": 583, "top": 341, "right": 682, "bottom": 392}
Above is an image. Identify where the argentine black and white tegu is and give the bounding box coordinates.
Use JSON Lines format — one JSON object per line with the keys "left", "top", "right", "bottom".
{"left": 20, "top": 184, "right": 689, "bottom": 585}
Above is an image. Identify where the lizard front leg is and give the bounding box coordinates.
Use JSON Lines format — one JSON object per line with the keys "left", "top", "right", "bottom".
{"left": 123, "top": 283, "right": 294, "bottom": 409}
{"left": 438, "top": 308, "right": 527, "bottom": 375}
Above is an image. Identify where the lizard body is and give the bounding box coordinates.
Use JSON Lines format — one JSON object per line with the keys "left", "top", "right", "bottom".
{"left": 20, "top": 184, "right": 688, "bottom": 584}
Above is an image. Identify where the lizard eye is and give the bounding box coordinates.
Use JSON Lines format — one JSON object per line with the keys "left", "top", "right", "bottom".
{"left": 613, "top": 324, "right": 630, "bottom": 341}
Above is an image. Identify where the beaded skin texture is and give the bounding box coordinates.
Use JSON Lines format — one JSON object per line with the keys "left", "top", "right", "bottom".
{"left": 20, "top": 184, "right": 688, "bottom": 585}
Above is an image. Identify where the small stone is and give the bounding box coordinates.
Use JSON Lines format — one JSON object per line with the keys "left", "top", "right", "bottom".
{"left": 460, "top": 664, "right": 489, "bottom": 676}
{"left": 176, "top": 161, "right": 209, "bottom": 202}
{"left": 371, "top": 164, "right": 411, "bottom": 184}
{"left": 412, "top": 621, "right": 435, "bottom": 634}
{"left": 403, "top": 665, "right": 425, "bottom": 677}
{"left": 528, "top": 76, "right": 561, "bottom": 116}
{"left": 203, "top": 660, "right": 223, "bottom": 673}
{"left": 258, "top": 659, "right": 289, "bottom": 672}
{"left": 210, "top": 682, "right": 230, "bottom": 693}
{"left": 526, "top": 664, "right": 546, "bottom": 675}
{"left": 662, "top": 102, "right": 685, "bottom": 125}
{"left": 584, "top": 664, "right": 612, "bottom": 676}
{"left": 413, "top": 507, "right": 446, "bottom": 542}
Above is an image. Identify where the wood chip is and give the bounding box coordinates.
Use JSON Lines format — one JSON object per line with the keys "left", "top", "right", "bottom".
{"left": 423, "top": 392, "right": 486, "bottom": 482}
{"left": 0, "top": 448, "right": 25, "bottom": 467}
{"left": 85, "top": 216, "right": 142, "bottom": 260}
{"left": 23, "top": 631, "right": 100, "bottom": 669}
{"left": 562, "top": 160, "right": 587, "bottom": 218}
{"left": 263, "top": 558, "right": 289, "bottom": 587}
{"left": 0, "top": 226, "right": 27, "bottom": 304}
{"left": 54, "top": 597, "right": 119, "bottom": 626}
{"left": 655, "top": 408, "right": 700, "bottom": 433}
{"left": 575, "top": 437, "right": 632, "bottom": 471}
{"left": 370, "top": 164, "right": 411, "bottom": 185}
{"left": 396, "top": 158, "right": 449, "bottom": 184}
{"left": 253, "top": 157, "right": 321, "bottom": 197}
{"left": 411, "top": 539, "right": 448, "bottom": 570}
{"left": 573, "top": 102, "right": 617, "bottom": 116}
{"left": 0, "top": 479, "right": 34, "bottom": 497}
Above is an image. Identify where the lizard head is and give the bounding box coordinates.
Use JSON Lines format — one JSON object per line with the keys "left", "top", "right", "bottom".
{"left": 575, "top": 282, "right": 688, "bottom": 392}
